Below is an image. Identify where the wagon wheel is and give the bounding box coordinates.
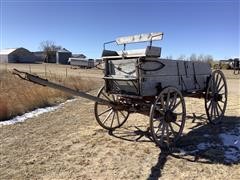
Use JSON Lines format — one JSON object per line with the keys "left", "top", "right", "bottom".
{"left": 150, "top": 87, "right": 186, "bottom": 148}
{"left": 205, "top": 70, "right": 227, "bottom": 124}
{"left": 94, "top": 86, "right": 129, "bottom": 131}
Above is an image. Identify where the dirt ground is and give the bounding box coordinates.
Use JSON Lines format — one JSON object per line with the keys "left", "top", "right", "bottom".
{"left": 0, "top": 70, "right": 239, "bottom": 179}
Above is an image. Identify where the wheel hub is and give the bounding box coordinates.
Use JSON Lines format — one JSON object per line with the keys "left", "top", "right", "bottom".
{"left": 213, "top": 93, "right": 222, "bottom": 102}
{"left": 164, "top": 110, "right": 177, "bottom": 123}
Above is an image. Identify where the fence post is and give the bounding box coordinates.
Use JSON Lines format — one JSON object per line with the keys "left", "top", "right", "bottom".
{"left": 45, "top": 64, "right": 47, "bottom": 77}
{"left": 66, "top": 67, "right": 68, "bottom": 78}
{"left": 29, "top": 64, "right": 31, "bottom": 73}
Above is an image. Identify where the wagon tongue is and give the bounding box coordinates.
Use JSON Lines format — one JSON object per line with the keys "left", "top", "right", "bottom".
{"left": 12, "top": 69, "right": 113, "bottom": 107}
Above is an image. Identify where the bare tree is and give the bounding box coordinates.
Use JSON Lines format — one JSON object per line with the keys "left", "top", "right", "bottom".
{"left": 177, "top": 55, "right": 187, "bottom": 60}
{"left": 189, "top": 53, "right": 197, "bottom": 61}
{"left": 197, "top": 54, "right": 204, "bottom": 61}
{"left": 203, "top": 54, "right": 214, "bottom": 62}
{"left": 39, "top": 40, "right": 62, "bottom": 62}
{"left": 165, "top": 55, "right": 173, "bottom": 60}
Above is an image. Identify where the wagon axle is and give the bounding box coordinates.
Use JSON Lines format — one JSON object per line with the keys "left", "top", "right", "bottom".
{"left": 164, "top": 110, "right": 177, "bottom": 123}
{"left": 213, "top": 93, "right": 223, "bottom": 102}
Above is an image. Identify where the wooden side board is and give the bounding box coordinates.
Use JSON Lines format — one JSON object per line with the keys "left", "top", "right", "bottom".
{"left": 141, "top": 58, "right": 211, "bottom": 96}
{"left": 105, "top": 57, "right": 211, "bottom": 96}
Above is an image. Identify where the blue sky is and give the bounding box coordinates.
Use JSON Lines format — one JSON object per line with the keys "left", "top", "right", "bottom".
{"left": 0, "top": 0, "right": 239, "bottom": 59}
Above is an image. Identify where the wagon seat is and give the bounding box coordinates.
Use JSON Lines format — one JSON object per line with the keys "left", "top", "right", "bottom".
{"left": 102, "top": 46, "right": 161, "bottom": 58}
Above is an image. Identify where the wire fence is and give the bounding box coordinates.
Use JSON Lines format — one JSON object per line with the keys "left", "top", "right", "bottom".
{"left": 0, "top": 63, "right": 102, "bottom": 80}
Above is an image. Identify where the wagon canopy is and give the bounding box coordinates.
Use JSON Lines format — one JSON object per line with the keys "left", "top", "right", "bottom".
{"left": 116, "top": 32, "right": 163, "bottom": 45}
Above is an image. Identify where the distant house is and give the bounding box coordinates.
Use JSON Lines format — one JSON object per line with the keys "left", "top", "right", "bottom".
{"left": 56, "top": 48, "right": 72, "bottom": 64}
{"left": 0, "top": 47, "right": 37, "bottom": 63}
{"left": 41, "top": 48, "right": 72, "bottom": 64}
{"left": 33, "top": 51, "right": 46, "bottom": 62}
{"left": 68, "top": 58, "right": 94, "bottom": 68}
{"left": 72, "top": 54, "right": 86, "bottom": 59}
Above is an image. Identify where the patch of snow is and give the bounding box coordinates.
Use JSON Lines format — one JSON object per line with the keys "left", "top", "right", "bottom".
{"left": 0, "top": 99, "right": 76, "bottom": 126}
{"left": 203, "top": 134, "right": 210, "bottom": 137}
{"left": 219, "top": 133, "right": 240, "bottom": 149}
{"left": 219, "top": 132, "right": 240, "bottom": 163}
{"left": 196, "top": 143, "right": 211, "bottom": 150}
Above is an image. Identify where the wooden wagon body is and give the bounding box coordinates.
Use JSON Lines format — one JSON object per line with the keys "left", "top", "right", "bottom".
{"left": 103, "top": 53, "right": 211, "bottom": 97}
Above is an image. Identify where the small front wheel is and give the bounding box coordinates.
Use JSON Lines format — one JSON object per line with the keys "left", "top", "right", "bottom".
{"left": 94, "top": 86, "right": 129, "bottom": 131}
{"left": 150, "top": 87, "right": 186, "bottom": 148}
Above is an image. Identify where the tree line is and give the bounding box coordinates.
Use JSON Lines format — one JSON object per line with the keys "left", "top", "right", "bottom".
{"left": 165, "top": 54, "right": 214, "bottom": 62}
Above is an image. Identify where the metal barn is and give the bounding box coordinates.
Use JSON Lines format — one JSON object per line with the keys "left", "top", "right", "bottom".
{"left": 68, "top": 58, "right": 94, "bottom": 68}
{"left": 0, "top": 48, "right": 36, "bottom": 63}
{"left": 56, "top": 49, "right": 72, "bottom": 64}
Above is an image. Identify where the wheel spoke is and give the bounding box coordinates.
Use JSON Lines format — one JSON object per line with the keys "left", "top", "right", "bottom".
{"left": 212, "top": 77, "right": 217, "bottom": 92}
{"left": 166, "top": 91, "right": 170, "bottom": 109}
{"left": 169, "top": 123, "right": 177, "bottom": 137}
{"left": 166, "top": 124, "right": 170, "bottom": 144}
{"left": 98, "top": 107, "right": 112, "bottom": 116}
{"left": 218, "top": 83, "right": 225, "bottom": 92}
{"left": 101, "top": 92, "right": 112, "bottom": 101}
{"left": 215, "top": 73, "right": 220, "bottom": 89}
{"left": 210, "top": 102, "right": 214, "bottom": 119}
{"left": 172, "top": 121, "right": 181, "bottom": 127}
{"left": 219, "top": 100, "right": 226, "bottom": 104}
{"left": 160, "top": 96, "right": 166, "bottom": 111}
{"left": 216, "top": 102, "right": 223, "bottom": 114}
{"left": 216, "top": 77, "right": 222, "bottom": 90}
{"left": 153, "top": 116, "right": 164, "bottom": 122}
{"left": 110, "top": 111, "right": 115, "bottom": 127}
{"left": 160, "top": 122, "right": 166, "bottom": 144}
{"left": 171, "top": 100, "right": 181, "bottom": 111}
{"left": 119, "top": 111, "right": 127, "bottom": 118}
{"left": 215, "top": 104, "right": 220, "bottom": 117}
{"left": 111, "top": 94, "right": 116, "bottom": 102}
{"left": 155, "top": 121, "right": 163, "bottom": 135}
{"left": 207, "top": 100, "right": 212, "bottom": 111}
{"left": 116, "top": 111, "right": 120, "bottom": 125}
{"left": 175, "top": 112, "right": 183, "bottom": 116}
{"left": 102, "top": 109, "right": 114, "bottom": 124}
{"left": 169, "top": 93, "right": 177, "bottom": 110}
{"left": 213, "top": 103, "right": 217, "bottom": 119}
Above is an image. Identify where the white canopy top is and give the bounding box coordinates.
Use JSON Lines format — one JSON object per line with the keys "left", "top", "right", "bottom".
{"left": 116, "top": 32, "right": 163, "bottom": 45}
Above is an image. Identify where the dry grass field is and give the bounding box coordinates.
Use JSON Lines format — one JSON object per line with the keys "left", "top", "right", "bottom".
{"left": 0, "top": 63, "right": 103, "bottom": 79}
{"left": 0, "top": 64, "right": 239, "bottom": 179}
{"left": 0, "top": 64, "right": 102, "bottom": 121}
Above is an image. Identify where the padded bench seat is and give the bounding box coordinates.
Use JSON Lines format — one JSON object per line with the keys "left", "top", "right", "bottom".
{"left": 102, "top": 46, "right": 161, "bottom": 59}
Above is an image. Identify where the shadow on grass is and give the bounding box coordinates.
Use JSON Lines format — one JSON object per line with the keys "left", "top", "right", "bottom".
{"left": 108, "top": 125, "right": 153, "bottom": 143}
{"left": 109, "top": 115, "right": 240, "bottom": 179}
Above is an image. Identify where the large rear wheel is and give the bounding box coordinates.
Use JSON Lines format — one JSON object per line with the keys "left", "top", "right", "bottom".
{"left": 150, "top": 87, "right": 186, "bottom": 148}
{"left": 205, "top": 70, "right": 227, "bottom": 124}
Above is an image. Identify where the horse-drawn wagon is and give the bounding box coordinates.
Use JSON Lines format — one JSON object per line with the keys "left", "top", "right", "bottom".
{"left": 13, "top": 32, "right": 228, "bottom": 148}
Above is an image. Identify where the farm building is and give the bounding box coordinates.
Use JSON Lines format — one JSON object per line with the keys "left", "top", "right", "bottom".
{"left": 56, "top": 48, "right": 72, "bottom": 64}
{"left": 68, "top": 58, "right": 94, "bottom": 68}
{"left": 33, "top": 51, "right": 46, "bottom": 62}
{"left": 72, "top": 54, "right": 86, "bottom": 59}
{"left": 0, "top": 47, "right": 37, "bottom": 63}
